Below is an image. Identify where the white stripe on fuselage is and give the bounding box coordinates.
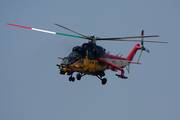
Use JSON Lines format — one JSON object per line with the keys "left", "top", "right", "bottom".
{"left": 102, "top": 58, "right": 130, "bottom": 68}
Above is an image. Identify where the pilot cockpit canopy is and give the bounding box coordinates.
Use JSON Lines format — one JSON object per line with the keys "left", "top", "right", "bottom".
{"left": 69, "top": 51, "right": 82, "bottom": 60}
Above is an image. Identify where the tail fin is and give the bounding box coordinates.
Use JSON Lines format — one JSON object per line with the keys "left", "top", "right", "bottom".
{"left": 126, "top": 44, "right": 141, "bottom": 61}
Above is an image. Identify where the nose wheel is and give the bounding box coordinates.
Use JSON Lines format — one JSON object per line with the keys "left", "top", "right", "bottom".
{"left": 69, "top": 76, "right": 75, "bottom": 82}
{"left": 68, "top": 72, "right": 75, "bottom": 82}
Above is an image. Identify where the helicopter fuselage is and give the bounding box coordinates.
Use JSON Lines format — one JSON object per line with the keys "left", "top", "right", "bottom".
{"left": 58, "top": 43, "right": 141, "bottom": 78}
{"left": 58, "top": 42, "right": 107, "bottom": 75}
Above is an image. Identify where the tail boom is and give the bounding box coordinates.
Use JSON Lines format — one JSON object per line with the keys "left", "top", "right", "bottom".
{"left": 126, "top": 44, "right": 141, "bottom": 61}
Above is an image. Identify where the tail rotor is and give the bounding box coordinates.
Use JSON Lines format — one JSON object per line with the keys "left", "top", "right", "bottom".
{"left": 137, "top": 30, "right": 149, "bottom": 63}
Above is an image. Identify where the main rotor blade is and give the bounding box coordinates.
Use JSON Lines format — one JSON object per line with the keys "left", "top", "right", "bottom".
{"left": 7, "top": 23, "right": 84, "bottom": 39}
{"left": 54, "top": 23, "right": 88, "bottom": 39}
{"left": 57, "top": 57, "right": 63, "bottom": 59}
{"left": 97, "top": 35, "right": 159, "bottom": 40}
{"left": 97, "top": 39, "right": 168, "bottom": 43}
{"left": 96, "top": 33, "right": 167, "bottom": 43}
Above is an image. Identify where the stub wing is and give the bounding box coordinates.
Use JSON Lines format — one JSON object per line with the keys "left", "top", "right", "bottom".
{"left": 99, "top": 58, "right": 123, "bottom": 71}
{"left": 99, "top": 58, "right": 127, "bottom": 79}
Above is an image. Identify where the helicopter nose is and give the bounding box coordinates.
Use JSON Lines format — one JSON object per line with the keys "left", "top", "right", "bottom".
{"left": 60, "top": 63, "right": 69, "bottom": 68}
{"left": 58, "top": 63, "right": 70, "bottom": 72}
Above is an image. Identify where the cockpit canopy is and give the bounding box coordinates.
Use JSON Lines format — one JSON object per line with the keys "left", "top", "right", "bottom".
{"left": 72, "top": 42, "right": 106, "bottom": 60}
{"left": 61, "top": 51, "right": 82, "bottom": 65}
{"left": 69, "top": 51, "right": 81, "bottom": 60}
{"left": 61, "top": 58, "right": 69, "bottom": 65}
{"left": 61, "top": 42, "right": 106, "bottom": 66}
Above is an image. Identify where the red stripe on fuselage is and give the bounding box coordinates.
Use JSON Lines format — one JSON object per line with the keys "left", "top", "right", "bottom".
{"left": 7, "top": 23, "right": 32, "bottom": 29}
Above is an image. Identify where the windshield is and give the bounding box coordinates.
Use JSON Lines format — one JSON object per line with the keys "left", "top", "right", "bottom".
{"left": 61, "top": 57, "right": 78, "bottom": 65}
{"left": 61, "top": 59, "right": 69, "bottom": 65}
{"left": 61, "top": 51, "right": 82, "bottom": 66}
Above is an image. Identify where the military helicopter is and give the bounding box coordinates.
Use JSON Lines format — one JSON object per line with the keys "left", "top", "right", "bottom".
{"left": 7, "top": 23, "right": 168, "bottom": 85}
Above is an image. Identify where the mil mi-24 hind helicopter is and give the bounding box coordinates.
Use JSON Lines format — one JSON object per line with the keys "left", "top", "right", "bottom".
{"left": 7, "top": 23, "right": 168, "bottom": 85}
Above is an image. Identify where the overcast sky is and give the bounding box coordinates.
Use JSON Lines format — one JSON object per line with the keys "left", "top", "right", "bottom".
{"left": 1, "top": 0, "right": 180, "bottom": 120}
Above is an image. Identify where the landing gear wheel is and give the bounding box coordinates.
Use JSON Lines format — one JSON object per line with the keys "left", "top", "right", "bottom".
{"left": 69, "top": 77, "right": 75, "bottom": 82}
{"left": 76, "top": 73, "right": 81, "bottom": 80}
{"left": 71, "top": 77, "right": 75, "bottom": 82}
{"left": 69, "top": 77, "right": 72, "bottom": 81}
{"left": 101, "top": 78, "right": 107, "bottom": 85}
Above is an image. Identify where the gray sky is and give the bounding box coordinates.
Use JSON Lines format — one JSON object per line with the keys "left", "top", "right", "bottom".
{"left": 1, "top": 0, "right": 180, "bottom": 120}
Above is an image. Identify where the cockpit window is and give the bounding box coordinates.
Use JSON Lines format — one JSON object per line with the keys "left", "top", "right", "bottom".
{"left": 69, "top": 51, "right": 81, "bottom": 60}
{"left": 61, "top": 59, "right": 69, "bottom": 64}
{"left": 69, "top": 52, "right": 76, "bottom": 57}
{"left": 61, "top": 51, "right": 82, "bottom": 65}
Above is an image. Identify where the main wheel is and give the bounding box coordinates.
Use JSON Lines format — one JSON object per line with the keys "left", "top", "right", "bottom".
{"left": 101, "top": 78, "right": 107, "bottom": 85}
{"left": 76, "top": 73, "right": 81, "bottom": 80}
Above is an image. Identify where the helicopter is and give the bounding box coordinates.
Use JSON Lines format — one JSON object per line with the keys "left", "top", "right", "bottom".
{"left": 7, "top": 23, "right": 168, "bottom": 85}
